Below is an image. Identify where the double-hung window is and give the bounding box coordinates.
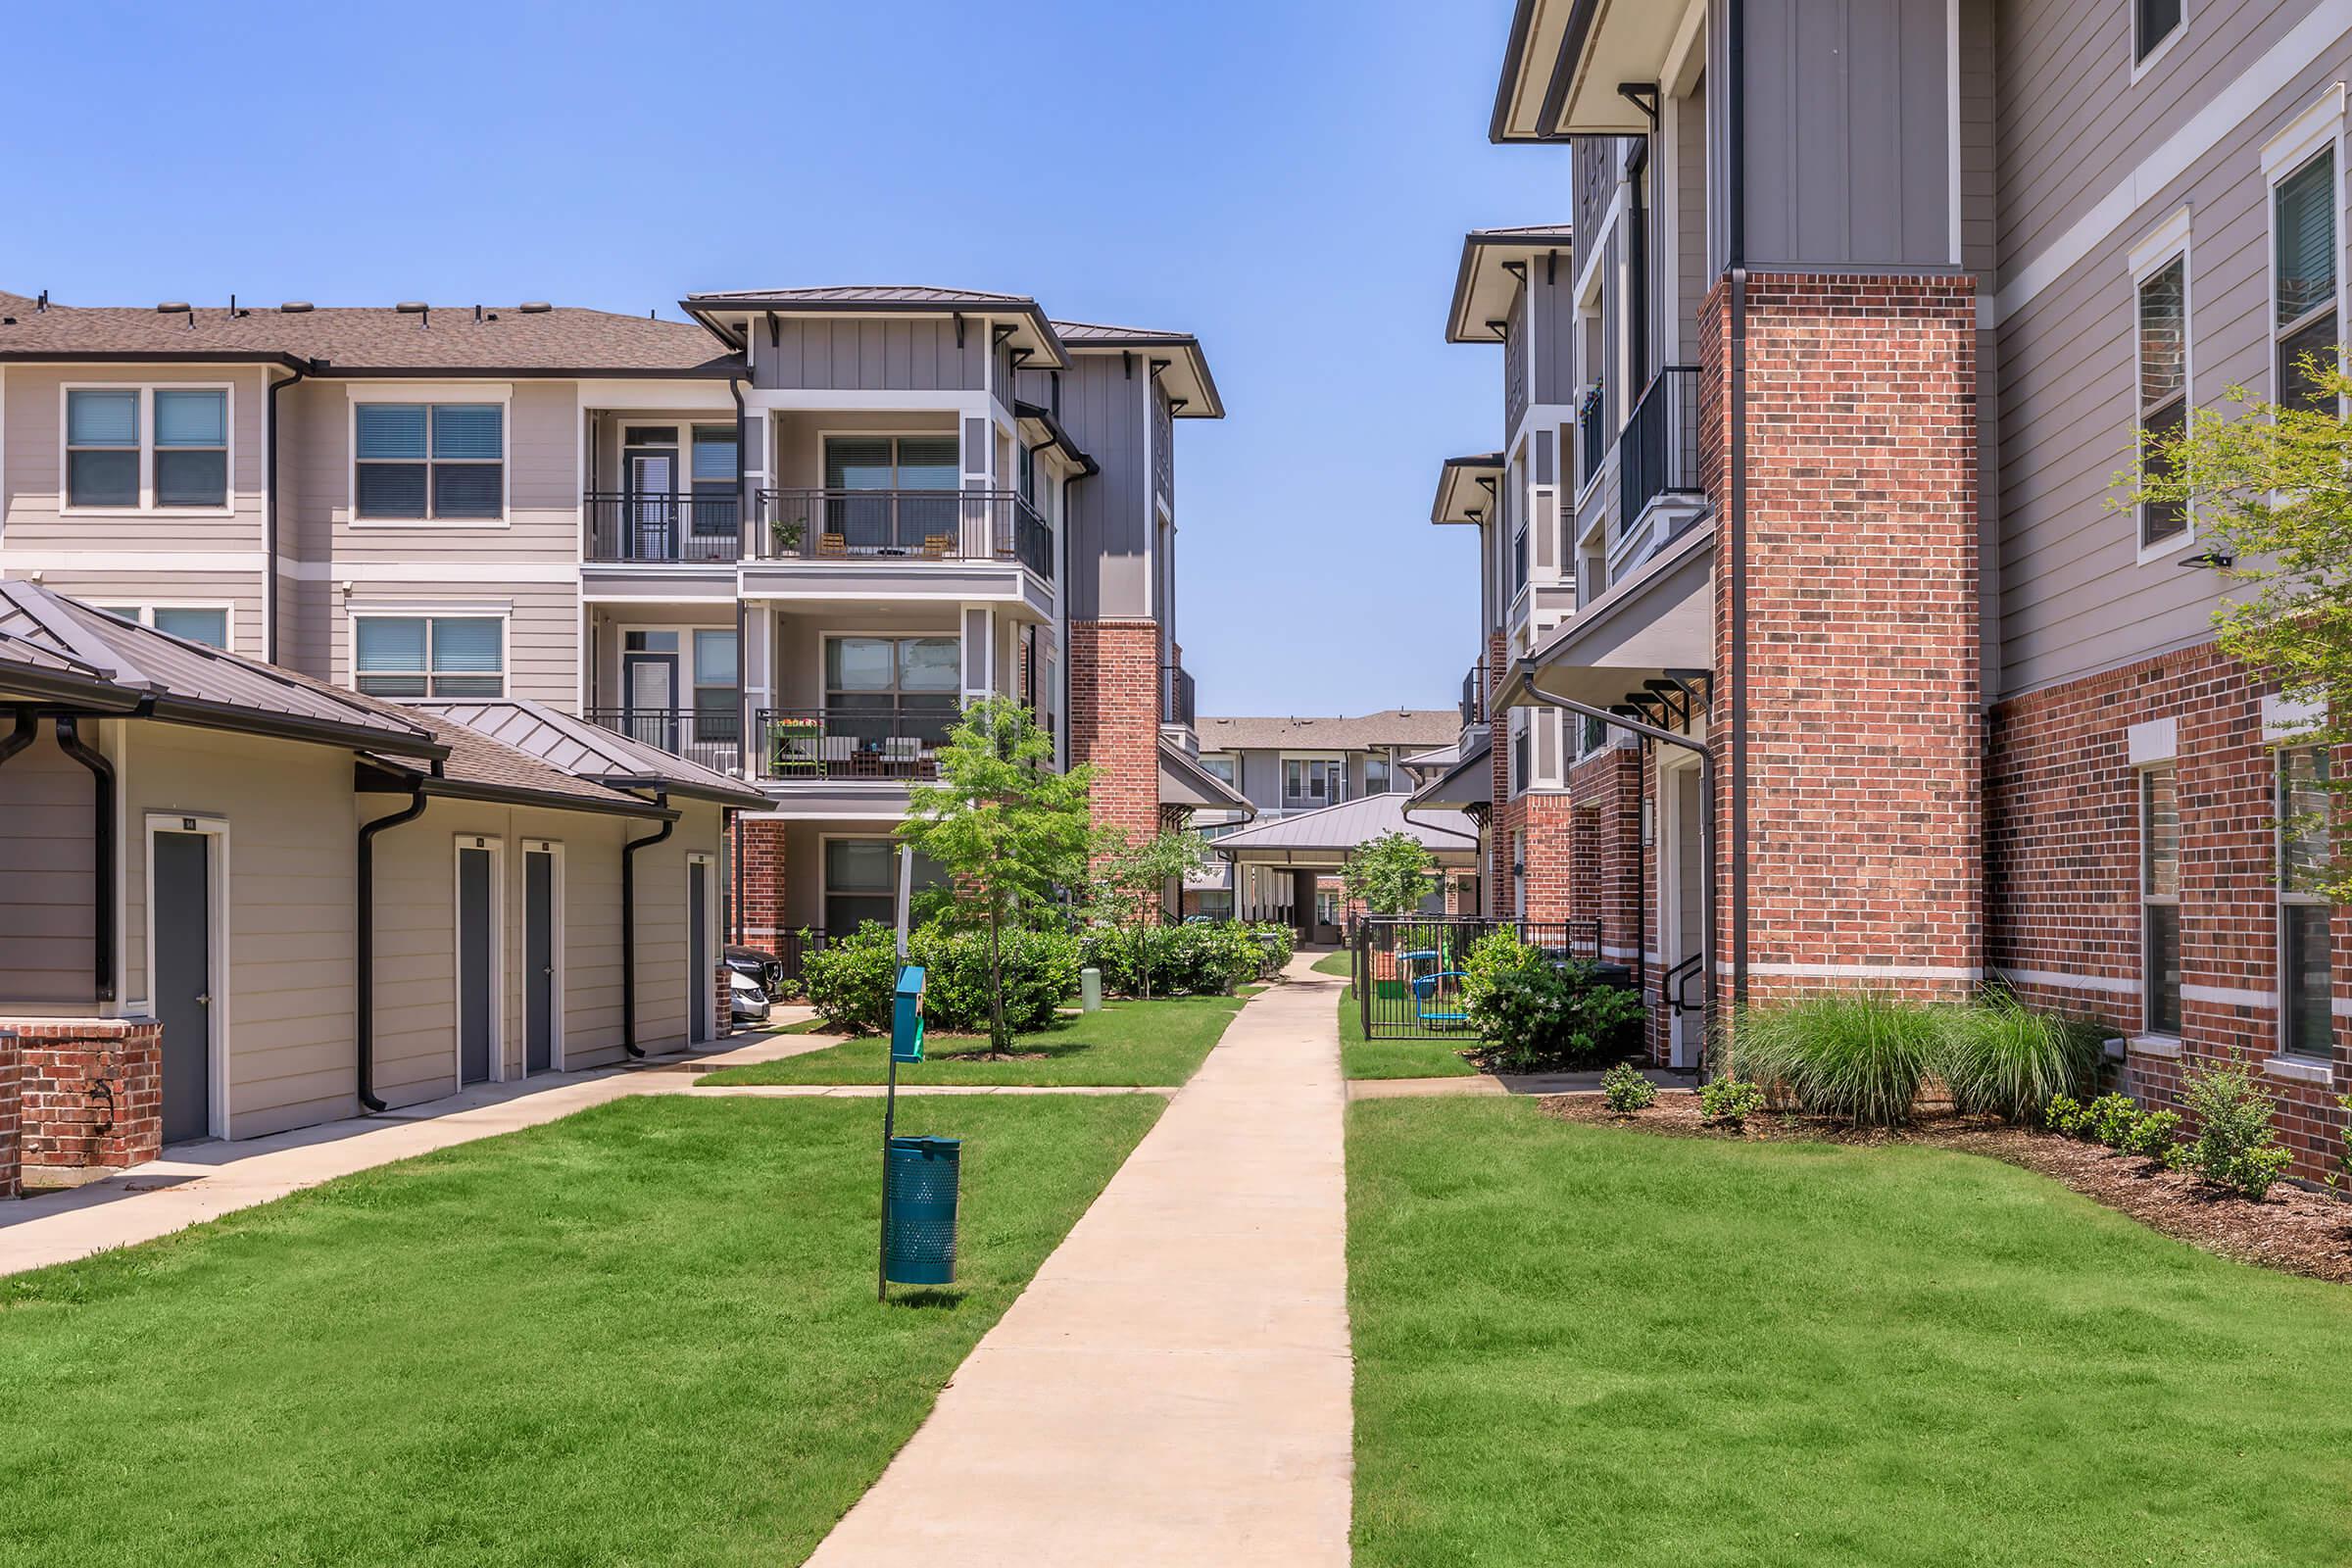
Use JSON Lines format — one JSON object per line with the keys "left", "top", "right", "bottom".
{"left": 1200, "top": 753, "right": 1238, "bottom": 786}
{"left": 354, "top": 614, "right": 505, "bottom": 698}
{"left": 66, "top": 387, "right": 227, "bottom": 510}
{"left": 2278, "top": 747, "right": 2334, "bottom": 1059}
{"left": 2135, "top": 255, "right": 2189, "bottom": 548}
{"left": 693, "top": 629, "right": 740, "bottom": 741}
{"left": 2273, "top": 149, "right": 2339, "bottom": 414}
{"left": 689, "top": 424, "right": 738, "bottom": 537}
{"left": 93, "top": 604, "right": 229, "bottom": 649}
{"left": 356, "top": 403, "right": 504, "bottom": 520}
{"left": 2141, "top": 764, "right": 2182, "bottom": 1036}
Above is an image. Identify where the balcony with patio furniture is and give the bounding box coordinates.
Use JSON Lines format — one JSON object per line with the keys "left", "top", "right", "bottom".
{"left": 753, "top": 707, "right": 954, "bottom": 783}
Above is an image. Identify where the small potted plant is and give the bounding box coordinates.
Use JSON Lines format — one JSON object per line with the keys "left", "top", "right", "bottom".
{"left": 769, "top": 514, "right": 807, "bottom": 555}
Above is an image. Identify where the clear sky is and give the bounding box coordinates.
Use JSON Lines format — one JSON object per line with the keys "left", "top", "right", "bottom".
{"left": 2, "top": 0, "right": 1560, "bottom": 718}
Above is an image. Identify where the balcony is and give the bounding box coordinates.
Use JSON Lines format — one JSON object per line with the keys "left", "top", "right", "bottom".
{"left": 1163, "top": 664, "right": 1197, "bottom": 728}
{"left": 754, "top": 489, "right": 1054, "bottom": 582}
{"left": 584, "top": 707, "right": 743, "bottom": 776}
{"left": 1460, "top": 662, "right": 1488, "bottom": 727}
{"left": 1617, "top": 366, "right": 1703, "bottom": 545}
{"left": 753, "top": 708, "right": 954, "bottom": 783}
{"left": 1578, "top": 387, "right": 1608, "bottom": 491}
{"left": 585, "top": 491, "right": 742, "bottom": 564}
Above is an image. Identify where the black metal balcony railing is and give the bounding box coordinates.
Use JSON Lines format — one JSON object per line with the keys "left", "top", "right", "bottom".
{"left": 1578, "top": 387, "right": 1608, "bottom": 488}
{"left": 1460, "top": 662, "right": 1487, "bottom": 727}
{"left": 754, "top": 707, "right": 956, "bottom": 782}
{"left": 1618, "top": 365, "right": 1703, "bottom": 541}
{"left": 583, "top": 706, "right": 743, "bottom": 775}
{"left": 754, "top": 489, "right": 1054, "bottom": 582}
{"left": 1164, "top": 665, "right": 1197, "bottom": 728}
{"left": 585, "top": 491, "right": 741, "bottom": 564}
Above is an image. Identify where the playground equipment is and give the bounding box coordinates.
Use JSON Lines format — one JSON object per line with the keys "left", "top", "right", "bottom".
{"left": 1402, "top": 948, "right": 1473, "bottom": 1030}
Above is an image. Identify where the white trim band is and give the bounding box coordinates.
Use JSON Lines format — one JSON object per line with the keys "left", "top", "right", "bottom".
{"left": 1717, "top": 961, "right": 1985, "bottom": 981}
{"left": 1993, "top": 965, "right": 2141, "bottom": 996}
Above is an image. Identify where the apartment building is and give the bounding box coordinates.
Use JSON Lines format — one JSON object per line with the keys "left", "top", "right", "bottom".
{"left": 0, "top": 281, "right": 1224, "bottom": 962}
{"left": 1454, "top": 0, "right": 2350, "bottom": 1173}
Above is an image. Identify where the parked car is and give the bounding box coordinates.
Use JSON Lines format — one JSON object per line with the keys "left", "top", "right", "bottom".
{"left": 729, "top": 967, "right": 772, "bottom": 1026}
{"left": 725, "top": 944, "right": 781, "bottom": 994}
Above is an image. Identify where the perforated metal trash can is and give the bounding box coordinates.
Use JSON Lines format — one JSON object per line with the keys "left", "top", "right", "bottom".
{"left": 883, "top": 1136, "right": 960, "bottom": 1285}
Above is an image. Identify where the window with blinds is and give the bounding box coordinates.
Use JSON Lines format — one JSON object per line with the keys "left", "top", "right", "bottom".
{"left": 355, "top": 614, "right": 505, "bottom": 698}
{"left": 2141, "top": 764, "right": 2181, "bottom": 1036}
{"left": 65, "top": 386, "right": 227, "bottom": 509}
{"left": 2136, "top": 256, "right": 2188, "bottom": 547}
{"left": 2273, "top": 151, "right": 2339, "bottom": 414}
{"left": 690, "top": 425, "right": 738, "bottom": 536}
{"left": 823, "top": 434, "right": 959, "bottom": 490}
{"left": 356, "top": 403, "right": 504, "bottom": 519}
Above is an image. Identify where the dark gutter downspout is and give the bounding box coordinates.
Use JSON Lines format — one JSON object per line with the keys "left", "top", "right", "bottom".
{"left": 731, "top": 373, "right": 753, "bottom": 946}
{"left": 621, "top": 795, "right": 674, "bottom": 1059}
{"left": 357, "top": 782, "right": 428, "bottom": 1111}
{"left": 264, "top": 363, "right": 309, "bottom": 664}
{"left": 0, "top": 707, "right": 37, "bottom": 768}
{"left": 52, "top": 715, "right": 118, "bottom": 1003}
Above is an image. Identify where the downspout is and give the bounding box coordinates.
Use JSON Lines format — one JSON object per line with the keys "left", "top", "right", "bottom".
{"left": 357, "top": 782, "right": 428, "bottom": 1111}
{"left": 0, "top": 707, "right": 36, "bottom": 768}
{"left": 52, "top": 715, "right": 118, "bottom": 1004}
{"left": 620, "top": 795, "right": 674, "bottom": 1059}
{"left": 1726, "top": 0, "right": 1750, "bottom": 1008}
{"left": 265, "top": 363, "right": 308, "bottom": 664}
{"left": 732, "top": 372, "right": 753, "bottom": 946}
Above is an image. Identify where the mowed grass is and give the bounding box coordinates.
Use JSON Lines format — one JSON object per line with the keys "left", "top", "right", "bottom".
{"left": 0, "top": 1094, "right": 1161, "bottom": 1565}
{"left": 1338, "top": 983, "right": 1479, "bottom": 1079}
{"left": 1348, "top": 1098, "right": 2352, "bottom": 1568}
{"left": 1310, "top": 949, "right": 1353, "bottom": 977}
{"left": 701, "top": 991, "right": 1250, "bottom": 1087}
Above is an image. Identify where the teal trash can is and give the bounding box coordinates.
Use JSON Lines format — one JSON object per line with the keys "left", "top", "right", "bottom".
{"left": 884, "top": 1136, "right": 961, "bottom": 1285}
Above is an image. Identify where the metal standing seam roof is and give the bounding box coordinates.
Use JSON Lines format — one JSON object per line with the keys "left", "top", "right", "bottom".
{"left": 1207, "top": 792, "right": 1482, "bottom": 858}
{"left": 409, "top": 699, "right": 769, "bottom": 808}
{"left": 680, "top": 285, "right": 1070, "bottom": 368}
{"left": 359, "top": 709, "right": 672, "bottom": 818}
{"left": 1194, "top": 710, "right": 1463, "bottom": 753}
{"left": 1049, "top": 318, "right": 1225, "bottom": 419}
{"left": 0, "top": 583, "right": 443, "bottom": 755}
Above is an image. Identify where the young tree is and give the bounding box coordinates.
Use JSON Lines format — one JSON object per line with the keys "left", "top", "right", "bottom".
{"left": 1344, "top": 830, "right": 1438, "bottom": 917}
{"left": 1091, "top": 827, "right": 1210, "bottom": 999}
{"left": 2121, "top": 354, "right": 2352, "bottom": 897}
{"left": 898, "top": 699, "right": 1097, "bottom": 1054}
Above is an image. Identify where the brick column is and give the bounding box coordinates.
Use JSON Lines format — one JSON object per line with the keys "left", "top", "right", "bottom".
{"left": 12, "top": 1017, "right": 163, "bottom": 1188}
{"left": 1703, "top": 272, "right": 1984, "bottom": 1003}
{"left": 1068, "top": 618, "right": 1161, "bottom": 849}
{"left": 735, "top": 816, "right": 787, "bottom": 946}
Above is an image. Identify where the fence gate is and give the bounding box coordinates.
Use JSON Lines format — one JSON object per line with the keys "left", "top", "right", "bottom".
{"left": 1351, "top": 916, "right": 1609, "bottom": 1041}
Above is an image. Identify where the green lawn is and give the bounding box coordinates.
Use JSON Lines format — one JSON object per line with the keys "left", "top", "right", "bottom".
{"left": 1348, "top": 1098, "right": 2352, "bottom": 1568}
{"left": 1338, "top": 984, "right": 1480, "bottom": 1079}
{"left": 1311, "top": 949, "right": 1353, "bottom": 977}
{"left": 0, "top": 1094, "right": 1160, "bottom": 1565}
{"left": 700, "top": 991, "right": 1250, "bottom": 1087}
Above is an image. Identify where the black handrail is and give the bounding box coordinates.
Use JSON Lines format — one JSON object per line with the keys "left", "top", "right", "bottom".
{"left": 585, "top": 490, "right": 741, "bottom": 564}
{"left": 1666, "top": 950, "right": 1706, "bottom": 1016}
{"left": 1578, "top": 386, "right": 1608, "bottom": 488}
{"left": 754, "top": 707, "right": 956, "bottom": 781}
{"left": 1460, "top": 662, "right": 1487, "bottom": 726}
{"left": 1618, "top": 366, "right": 1703, "bottom": 541}
{"left": 583, "top": 707, "right": 742, "bottom": 776}
{"left": 754, "top": 488, "right": 1054, "bottom": 582}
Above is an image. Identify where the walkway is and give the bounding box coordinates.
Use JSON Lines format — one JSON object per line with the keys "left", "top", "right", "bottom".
{"left": 806, "top": 951, "right": 1354, "bottom": 1568}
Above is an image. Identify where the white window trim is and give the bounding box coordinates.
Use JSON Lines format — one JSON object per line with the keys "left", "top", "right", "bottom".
{"left": 2129, "top": 0, "right": 2186, "bottom": 84}
{"left": 2263, "top": 87, "right": 2347, "bottom": 416}
{"left": 346, "top": 386, "right": 514, "bottom": 528}
{"left": 91, "top": 600, "right": 238, "bottom": 653}
{"left": 2138, "top": 760, "right": 2182, "bottom": 1040}
{"left": 347, "top": 607, "right": 511, "bottom": 699}
{"left": 451, "top": 834, "right": 509, "bottom": 1085}
{"left": 59, "top": 381, "right": 235, "bottom": 517}
{"left": 2274, "top": 746, "right": 2335, "bottom": 1064}
{"left": 2130, "top": 209, "right": 2197, "bottom": 564}
{"left": 1278, "top": 752, "right": 1347, "bottom": 809}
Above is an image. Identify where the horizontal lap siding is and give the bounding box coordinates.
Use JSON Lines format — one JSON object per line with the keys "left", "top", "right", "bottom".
{"left": 330, "top": 580, "right": 580, "bottom": 707}
{"left": 0, "top": 739, "right": 96, "bottom": 1007}
{"left": 0, "top": 364, "right": 269, "bottom": 553}
{"left": 18, "top": 569, "right": 264, "bottom": 658}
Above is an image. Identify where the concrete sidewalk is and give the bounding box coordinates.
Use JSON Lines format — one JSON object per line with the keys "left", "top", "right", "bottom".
{"left": 806, "top": 951, "right": 1353, "bottom": 1568}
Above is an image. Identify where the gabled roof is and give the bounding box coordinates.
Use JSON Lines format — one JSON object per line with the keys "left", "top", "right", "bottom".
{"left": 0, "top": 583, "right": 443, "bottom": 756}
{"left": 0, "top": 295, "right": 740, "bottom": 376}
{"left": 1050, "top": 319, "right": 1224, "bottom": 419}
{"left": 1446, "top": 224, "right": 1573, "bottom": 344}
{"left": 681, "top": 285, "right": 1068, "bottom": 369}
{"left": 1158, "top": 739, "right": 1254, "bottom": 815}
{"left": 1433, "top": 451, "right": 1506, "bottom": 526}
{"left": 411, "top": 699, "right": 768, "bottom": 808}
{"left": 1209, "top": 791, "right": 1481, "bottom": 858}
{"left": 1195, "top": 710, "right": 1461, "bottom": 753}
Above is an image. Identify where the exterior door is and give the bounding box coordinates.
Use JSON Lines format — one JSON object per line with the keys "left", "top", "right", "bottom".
{"left": 154, "top": 830, "right": 213, "bottom": 1143}
{"left": 524, "top": 848, "right": 554, "bottom": 1073}
{"left": 458, "top": 844, "right": 495, "bottom": 1085}
{"left": 689, "top": 857, "right": 712, "bottom": 1042}
{"left": 623, "top": 654, "right": 679, "bottom": 751}
{"left": 623, "top": 447, "right": 677, "bottom": 559}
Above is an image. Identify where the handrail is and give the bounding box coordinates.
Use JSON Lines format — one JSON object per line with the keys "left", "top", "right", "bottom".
{"left": 754, "top": 488, "right": 1054, "bottom": 581}
{"left": 1618, "top": 366, "right": 1703, "bottom": 541}
{"left": 584, "top": 489, "right": 742, "bottom": 564}
{"left": 754, "top": 707, "right": 955, "bottom": 781}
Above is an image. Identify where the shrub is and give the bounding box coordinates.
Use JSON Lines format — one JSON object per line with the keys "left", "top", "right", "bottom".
{"left": 1939, "top": 997, "right": 2106, "bottom": 1123}
{"left": 1078, "top": 921, "right": 1270, "bottom": 999}
{"left": 1724, "top": 994, "right": 1944, "bottom": 1128}
{"left": 799, "top": 922, "right": 902, "bottom": 1035}
{"left": 1699, "top": 1076, "right": 1768, "bottom": 1129}
{"left": 2180, "top": 1056, "right": 2293, "bottom": 1199}
{"left": 1470, "top": 961, "right": 1646, "bottom": 1073}
{"left": 2085, "top": 1093, "right": 2142, "bottom": 1151}
{"left": 800, "top": 922, "right": 1081, "bottom": 1038}
{"left": 2122, "top": 1108, "right": 2183, "bottom": 1161}
{"left": 1600, "top": 1062, "right": 1656, "bottom": 1113}
{"left": 1250, "top": 922, "right": 1297, "bottom": 975}
{"left": 2043, "top": 1093, "right": 2089, "bottom": 1138}
{"left": 1461, "top": 929, "right": 1549, "bottom": 1009}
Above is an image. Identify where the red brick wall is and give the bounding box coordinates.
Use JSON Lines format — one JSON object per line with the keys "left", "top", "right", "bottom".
{"left": 1989, "top": 641, "right": 2348, "bottom": 1181}
{"left": 0, "top": 1031, "right": 19, "bottom": 1200}
{"left": 10, "top": 1017, "right": 162, "bottom": 1187}
{"left": 1702, "top": 272, "right": 1983, "bottom": 1002}
{"left": 735, "top": 816, "right": 788, "bottom": 945}
{"left": 1069, "top": 618, "right": 1162, "bottom": 849}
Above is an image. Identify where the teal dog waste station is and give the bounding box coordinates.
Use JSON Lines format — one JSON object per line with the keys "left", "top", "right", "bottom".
{"left": 879, "top": 962, "right": 959, "bottom": 1296}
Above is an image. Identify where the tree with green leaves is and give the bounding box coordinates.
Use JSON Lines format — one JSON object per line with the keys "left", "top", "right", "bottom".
{"left": 1090, "top": 827, "right": 1210, "bottom": 999}
{"left": 897, "top": 699, "right": 1098, "bottom": 1054}
{"left": 1344, "top": 830, "right": 1438, "bottom": 917}
{"left": 2121, "top": 353, "right": 2352, "bottom": 898}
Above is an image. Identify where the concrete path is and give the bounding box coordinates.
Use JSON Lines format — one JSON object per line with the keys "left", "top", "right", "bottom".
{"left": 806, "top": 951, "right": 1353, "bottom": 1568}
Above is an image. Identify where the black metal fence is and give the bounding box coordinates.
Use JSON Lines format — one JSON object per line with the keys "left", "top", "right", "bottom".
{"left": 1350, "top": 916, "right": 1615, "bottom": 1041}
{"left": 1619, "top": 365, "right": 1703, "bottom": 541}
{"left": 754, "top": 488, "right": 1054, "bottom": 581}
{"left": 585, "top": 490, "right": 742, "bottom": 563}
{"left": 583, "top": 706, "right": 742, "bottom": 776}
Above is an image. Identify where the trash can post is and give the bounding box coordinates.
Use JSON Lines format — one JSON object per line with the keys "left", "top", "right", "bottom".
{"left": 880, "top": 961, "right": 928, "bottom": 1302}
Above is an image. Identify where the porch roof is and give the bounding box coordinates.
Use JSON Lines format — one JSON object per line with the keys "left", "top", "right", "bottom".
{"left": 1159, "top": 739, "right": 1254, "bottom": 815}
{"left": 411, "top": 699, "right": 768, "bottom": 808}
{"left": 1510, "top": 518, "right": 1714, "bottom": 710}
{"left": 1210, "top": 791, "right": 1480, "bottom": 863}
{"left": 1408, "top": 733, "right": 1494, "bottom": 812}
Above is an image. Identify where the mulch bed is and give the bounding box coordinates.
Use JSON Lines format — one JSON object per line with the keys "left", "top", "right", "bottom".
{"left": 1544, "top": 1091, "right": 2352, "bottom": 1285}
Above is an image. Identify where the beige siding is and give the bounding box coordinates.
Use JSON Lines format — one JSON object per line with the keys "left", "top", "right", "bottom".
{"left": 18, "top": 569, "right": 265, "bottom": 657}
{"left": 0, "top": 363, "right": 269, "bottom": 552}
{"left": 0, "top": 731, "right": 97, "bottom": 1007}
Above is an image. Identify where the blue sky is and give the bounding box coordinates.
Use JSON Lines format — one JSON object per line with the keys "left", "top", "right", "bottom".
{"left": 2, "top": 0, "right": 1559, "bottom": 717}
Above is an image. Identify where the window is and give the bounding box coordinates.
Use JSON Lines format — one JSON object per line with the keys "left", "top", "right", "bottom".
{"left": 822, "top": 837, "right": 944, "bottom": 934}
{"left": 93, "top": 605, "right": 229, "bottom": 649}
{"left": 824, "top": 434, "right": 959, "bottom": 492}
{"left": 2141, "top": 764, "right": 2181, "bottom": 1036}
{"left": 694, "top": 629, "right": 739, "bottom": 738}
{"left": 355, "top": 615, "right": 504, "bottom": 698}
{"left": 2278, "top": 748, "right": 2334, "bottom": 1060}
{"left": 2274, "top": 150, "right": 2339, "bottom": 415}
{"left": 824, "top": 635, "right": 959, "bottom": 744}
{"left": 1200, "top": 753, "right": 1237, "bottom": 786}
{"left": 690, "top": 425, "right": 738, "bottom": 536}
{"left": 356, "top": 403, "right": 504, "bottom": 519}
{"left": 1365, "top": 754, "right": 1394, "bottom": 795}
{"left": 2134, "top": 0, "right": 2180, "bottom": 64}
{"left": 66, "top": 386, "right": 227, "bottom": 510}
{"left": 1282, "top": 758, "right": 1343, "bottom": 808}
{"left": 1512, "top": 723, "right": 1532, "bottom": 798}
{"left": 2136, "top": 255, "right": 2189, "bottom": 548}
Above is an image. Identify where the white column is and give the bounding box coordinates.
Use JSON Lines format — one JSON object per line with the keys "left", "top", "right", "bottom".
{"left": 742, "top": 603, "right": 774, "bottom": 779}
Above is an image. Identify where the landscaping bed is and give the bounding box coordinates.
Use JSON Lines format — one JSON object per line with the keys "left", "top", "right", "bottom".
{"left": 0, "top": 1094, "right": 1161, "bottom": 1564}
{"left": 1546, "top": 1090, "right": 2352, "bottom": 1284}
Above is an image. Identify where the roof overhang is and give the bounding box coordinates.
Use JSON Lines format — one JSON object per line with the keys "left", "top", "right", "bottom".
{"left": 682, "top": 295, "right": 1069, "bottom": 370}
{"left": 1446, "top": 230, "right": 1573, "bottom": 343}
{"left": 1433, "top": 452, "right": 1505, "bottom": 527}
{"left": 1505, "top": 520, "right": 1715, "bottom": 710}
{"left": 1491, "top": 0, "right": 1581, "bottom": 142}
{"left": 1012, "top": 400, "right": 1099, "bottom": 474}
{"left": 1159, "top": 740, "right": 1254, "bottom": 815}
{"left": 355, "top": 760, "right": 675, "bottom": 820}
{"left": 1408, "top": 732, "right": 1494, "bottom": 812}
{"left": 1501, "top": 0, "right": 1698, "bottom": 141}
{"left": 1057, "top": 329, "right": 1223, "bottom": 419}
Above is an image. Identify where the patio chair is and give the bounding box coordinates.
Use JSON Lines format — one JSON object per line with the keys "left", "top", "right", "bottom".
{"left": 817, "top": 532, "right": 849, "bottom": 558}
{"left": 921, "top": 533, "right": 954, "bottom": 560}
{"left": 879, "top": 735, "right": 922, "bottom": 770}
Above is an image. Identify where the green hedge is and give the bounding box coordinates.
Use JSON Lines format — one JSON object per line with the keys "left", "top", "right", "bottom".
{"left": 801, "top": 922, "right": 1081, "bottom": 1036}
